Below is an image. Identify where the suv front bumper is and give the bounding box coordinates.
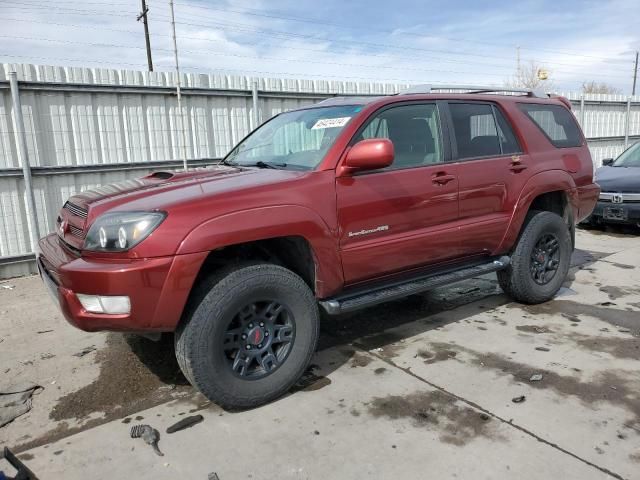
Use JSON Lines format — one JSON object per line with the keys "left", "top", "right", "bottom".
{"left": 585, "top": 200, "right": 640, "bottom": 226}
{"left": 38, "top": 233, "right": 206, "bottom": 332}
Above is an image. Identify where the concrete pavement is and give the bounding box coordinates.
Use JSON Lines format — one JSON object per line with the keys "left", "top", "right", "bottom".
{"left": 1, "top": 228, "right": 639, "bottom": 479}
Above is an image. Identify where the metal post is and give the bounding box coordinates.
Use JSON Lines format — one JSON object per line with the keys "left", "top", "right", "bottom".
{"left": 632, "top": 50, "right": 638, "bottom": 96}
{"left": 623, "top": 96, "right": 631, "bottom": 149}
{"left": 9, "top": 72, "right": 41, "bottom": 252}
{"left": 579, "top": 94, "right": 585, "bottom": 127}
{"left": 169, "top": 0, "right": 187, "bottom": 171}
{"left": 251, "top": 81, "right": 259, "bottom": 128}
{"left": 137, "top": 0, "right": 153, "bottom": 72}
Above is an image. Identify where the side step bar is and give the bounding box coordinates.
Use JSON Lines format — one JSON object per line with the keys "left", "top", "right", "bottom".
{"left": 320, "top": 256, "right": 510, "bottom": 315}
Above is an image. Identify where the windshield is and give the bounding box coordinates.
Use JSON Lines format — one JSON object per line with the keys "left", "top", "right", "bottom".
{"left": 224, "top": 105, "right": 362, "bottom": 170}
{"left": 613, "top": 142, "right": 640, "bottom": 167}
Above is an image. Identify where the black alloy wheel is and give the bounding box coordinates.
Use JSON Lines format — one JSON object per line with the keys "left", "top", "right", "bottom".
{"left": 529, "top": 233, "right": 561, "bottom": 285}
{"left": 223, "top": 301, "right": 295, "bottom": 379}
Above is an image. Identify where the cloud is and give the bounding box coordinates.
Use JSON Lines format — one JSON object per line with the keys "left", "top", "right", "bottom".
{"left": 0, "top": 0, "right": 638, "bottom": 92}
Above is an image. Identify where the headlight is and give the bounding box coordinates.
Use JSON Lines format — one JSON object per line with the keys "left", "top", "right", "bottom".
{"left": 84, "top": 211, "right": 166, "bottom": 252}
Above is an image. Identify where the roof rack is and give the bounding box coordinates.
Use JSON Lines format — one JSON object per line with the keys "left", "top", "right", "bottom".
{"left": 398, "top": 84, "right": 547, "bottom": 98}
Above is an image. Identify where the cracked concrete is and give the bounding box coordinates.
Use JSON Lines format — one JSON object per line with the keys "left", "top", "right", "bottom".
{"left": 1, "top": 228, "right": 639, "bottom": 479}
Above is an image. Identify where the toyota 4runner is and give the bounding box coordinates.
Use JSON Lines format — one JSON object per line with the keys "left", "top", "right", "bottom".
{"left": 38, "top": 85, "right": 600, "bottom": 408}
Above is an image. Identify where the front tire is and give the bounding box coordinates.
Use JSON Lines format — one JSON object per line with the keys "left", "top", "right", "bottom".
{"left": 175, "top": 263, "right": 319, "bottom": 409}
{"left": 498, "top": 211, "right": 572, "bottom": 304}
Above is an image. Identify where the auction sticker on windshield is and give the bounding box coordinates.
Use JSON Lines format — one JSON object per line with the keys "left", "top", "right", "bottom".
{"left": 311, "top": 117, "right": 351, "bottom": 129}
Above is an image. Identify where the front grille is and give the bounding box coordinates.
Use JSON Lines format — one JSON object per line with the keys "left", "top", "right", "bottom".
{"left": 64, "top": 201, "right": 88, "bottom": 218}
{"left": 599, "top": 192, "right": 640, "bottom": 204}
{"left": 68, "top": 224, "right": 86, "bottom": 239}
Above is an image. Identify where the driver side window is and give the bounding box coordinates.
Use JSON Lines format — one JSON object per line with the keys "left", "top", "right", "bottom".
{"left": 358, "top": 103, "right": 443, "bottom": 169}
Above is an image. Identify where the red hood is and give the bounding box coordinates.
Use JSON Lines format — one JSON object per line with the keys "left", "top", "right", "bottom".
{"left": 69, "top": 166, "right": 305, "bottom": 218}
{"left": 58, "top": 165, "right": 310, "bottom": 253}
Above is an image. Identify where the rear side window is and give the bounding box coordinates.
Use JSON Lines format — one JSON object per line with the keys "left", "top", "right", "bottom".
{"left": 518, "top": 103, "right": 583, "bottom": 148}
{"left": 449, "top": 103, "right": 521, "bottom": 159}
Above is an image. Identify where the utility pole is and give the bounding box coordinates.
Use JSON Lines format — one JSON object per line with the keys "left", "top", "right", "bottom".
{"left": 169, "top": 0, "right": 188, "bottom": 171}
{"left": 632, "top": 50, "right": 638, "bottom": 96}
{"left": 137, "top": 0, "right": 153, "bottom": 71}
{"left": 516, "top": 45, "right": 521, "bottom": 79}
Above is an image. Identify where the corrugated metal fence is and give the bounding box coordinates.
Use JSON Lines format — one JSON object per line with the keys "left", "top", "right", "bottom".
{"left": 1, "top": 63, "right": 639, "bottom": 278}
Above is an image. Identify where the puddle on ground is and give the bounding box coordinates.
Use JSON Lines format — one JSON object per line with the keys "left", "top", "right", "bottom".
{"left": 430, "top": 342, "right": 640, "bottom": 426}
{"left": 608, "top": 262, "right": 636, "bottom": 270}
{"left": 571, "top": 333, "right": 640, "bottom": 361}
{"left": 290, "top": 365, "right": 332, "bottom": 393}
{"left": 599, "top": 286, "right": 639, "bottom": 300}
{"left": 357, "top": 331, "right": 407, "bottom": 358}
{"left": 367, "top": 390, "right": 498, "bottom": 446}
{"left": 416, "top": 348, "right": 458, "bottom": 364}
{"left": 514, "top": 301, "right": 640, "bottom": 331}
{"left": 50, "top": 334, "right": 191, "bottom": 424}
{"left": 516, "top": 325, "right": 553, "bottom": 334}
{"left": 350, "top": 353, "right": 373, "bottom": 368}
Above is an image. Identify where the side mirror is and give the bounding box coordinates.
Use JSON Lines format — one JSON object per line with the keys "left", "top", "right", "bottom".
{"left": 602, "top": 158, "right": 614, "bottom": 166}
{"left": 344, "top": 139, "right": 394, "bottom": 172}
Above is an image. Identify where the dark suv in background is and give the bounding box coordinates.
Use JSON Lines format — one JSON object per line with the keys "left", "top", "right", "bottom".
{"left": 584, "top": 141, "right": 640, "bottom": 227}
{"left": 39, "top": 85, "right": 599, "bottom": 408}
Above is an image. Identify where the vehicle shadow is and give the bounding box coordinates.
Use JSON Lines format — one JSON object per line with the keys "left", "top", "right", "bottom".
{"left": 578, "top": 222, "right": 640, "bottom": 236}
{"left": 122, "top": 248, "right": 606, "bottom": 407}
{"left": 124, "top": 333, "right": 190, "bottom": 386}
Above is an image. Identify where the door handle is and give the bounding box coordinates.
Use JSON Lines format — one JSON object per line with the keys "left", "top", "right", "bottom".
{"left": 509, "top": 163, "right": 528, "bottom": 172}
{"left": 432, "top": 172, "right": 455, "bottom": 185}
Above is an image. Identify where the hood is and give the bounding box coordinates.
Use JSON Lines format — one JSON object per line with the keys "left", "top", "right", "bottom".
{"left": 595, "top": 166, "right": 640, "bottom": 193}
{"left": 58, "top": 165, "right": 308, "bottom": 251}
{"left": 69, "top": 165, "right": 305, "bottom": 215}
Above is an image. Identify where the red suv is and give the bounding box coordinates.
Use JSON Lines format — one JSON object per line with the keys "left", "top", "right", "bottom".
{"left": 38, "top": 86, "right": 599, "bottom": 408}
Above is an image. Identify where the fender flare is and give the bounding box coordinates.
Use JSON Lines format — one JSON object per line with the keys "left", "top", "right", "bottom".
{"left": 176, "top": 204, "right": 343, "bottom": 297}
{"left": 496, "top": 170, "right": 579, "bottom": 253}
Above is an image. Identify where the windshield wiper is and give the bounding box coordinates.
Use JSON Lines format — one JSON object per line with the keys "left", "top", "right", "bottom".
{"left": 250, "top": 160, "right": 287, "bottom": 169}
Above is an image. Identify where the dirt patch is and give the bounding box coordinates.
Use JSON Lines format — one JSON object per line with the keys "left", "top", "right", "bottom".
{"left": 350, "top": 353, "right": 373, "bottom": 368}
{"left": 434, "top": 342, "right": 640, "bottom": 424}
{"left": 50, "top": 334, "right": 191, "bottom": 423}
{"left": 516, "top": 325, "right": 553, "bottom": 334}
{"left": 561, "top": 313, "right": 581, "bottom": 323}
{"left": 17, "top": 453, "right": 34, "bottom": 461}
{"left": 290, "top": 365, "right": 332, "bottom": 393}
{"left": 609, "top": 262, "right": 635, "bottom": 270}
{"left": 368, "top": 390, "right": 497, "bottom": 446}
{"left": 599, "top": 286, "right": 636, "bottom": 300}
{"left": 516, "top": 300, "right": 640, "bottom": 331}
{"left": 417, "top": 348, "right": 458, "bottom": 364}
{"left": 572, "top": 334, "right": 640, "bottom": 361}
{"left": 630, "top": 451, "right": 640, "bottom": 463}
{"left": 374, "top": 367, "right": 387, "bottom": 375}
{"left": 357, "top": 331, "right": 406, "bottom": 358}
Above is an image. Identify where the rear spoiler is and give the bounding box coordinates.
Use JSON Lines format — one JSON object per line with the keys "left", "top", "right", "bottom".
{"left": 548, "top": 94, "right": 573, "bottom": 110}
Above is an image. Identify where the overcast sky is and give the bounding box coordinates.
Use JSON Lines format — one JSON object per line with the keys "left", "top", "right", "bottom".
{"left": 1, "top": 0, "right": 639, "bottom": 93}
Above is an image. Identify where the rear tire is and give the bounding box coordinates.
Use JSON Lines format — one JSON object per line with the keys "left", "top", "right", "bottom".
{"left": 175, "top": 263, "right": 319, "bottom": 409}
{"left": 498, "top": 211, "right": 571, "bottom": 304}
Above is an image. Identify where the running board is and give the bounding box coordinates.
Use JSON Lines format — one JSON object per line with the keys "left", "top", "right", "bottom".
{"left": 320, "top": 256, "right": 510, "bottom": 315}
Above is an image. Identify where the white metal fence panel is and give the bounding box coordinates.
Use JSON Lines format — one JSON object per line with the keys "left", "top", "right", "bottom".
{"left": 0, "top": 63, "right": 639, "bottom": 278}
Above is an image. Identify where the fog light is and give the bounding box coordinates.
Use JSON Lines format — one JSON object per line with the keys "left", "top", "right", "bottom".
{"left": 77, "top": 294, "right": 131, "bottom": 314}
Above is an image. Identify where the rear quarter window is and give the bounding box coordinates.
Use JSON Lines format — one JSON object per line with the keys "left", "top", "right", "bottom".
{"left": 518, "top": 103, "right": 583, "bottom": 148}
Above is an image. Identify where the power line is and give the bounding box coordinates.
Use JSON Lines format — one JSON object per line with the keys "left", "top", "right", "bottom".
{"left": 166, "top": 1, "right": 632, "bottom": 64}
{"left": 2, "top": 33, "right": 632, "bottom": 81}
{"left": 0, "top": 15, "right": 624, "bottom": 76}
{"left": 1, "top": 1, "right": 633, "bottom": 86}
{"left": 0, "top": 14, "right": 628, "bottom": 80}
{"left": 12, "top": 0, "right": 628, "bottom": 63}
{"left": 5, "top": 0, "right": 632, "bottom": 68}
